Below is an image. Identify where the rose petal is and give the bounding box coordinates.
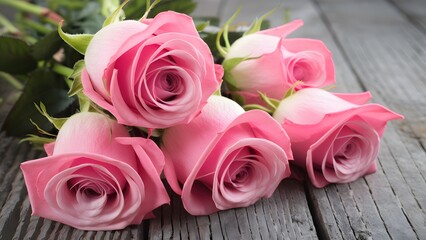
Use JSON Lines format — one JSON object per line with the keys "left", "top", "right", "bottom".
{"left": 259, "top": 19, "right": 304, "bottom": 37}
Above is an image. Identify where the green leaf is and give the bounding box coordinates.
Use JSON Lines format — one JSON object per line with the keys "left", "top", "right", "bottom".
{"left": 31, "top": 31, "right": 63, "bottom": 61}
{"left": 0, "top": 36, "right": 37, "bottom": 74}
{"left": 125, "top": 0, "right": 196, "bottom": 19}
{"left": 67, "top": 60, "right": 85, "bottom": 96}
{"left": 58, "top": 23, "right": 93, "bottom": 55}
{"left": 34, "top": 102, "right": 68, "bottom": 130}
{"left": 1, "top": 69, "right": 76, "bottom": 137}
{"left": 67, "top": 2, "right": 105, "bottom": 34}
{"left": 103, "top": 0, "right": 128, "bottom": 27}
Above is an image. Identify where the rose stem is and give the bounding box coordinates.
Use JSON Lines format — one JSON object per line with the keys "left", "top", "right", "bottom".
{"left": 0, "top": 72, "right": 24, "bottom": 90}
{"left": 0, "top": 0, "right": 63, "bottom": 26}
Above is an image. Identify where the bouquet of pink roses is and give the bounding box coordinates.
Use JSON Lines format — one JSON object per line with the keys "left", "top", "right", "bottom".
{"left": 2, "top": 0, "right": 402, "bottom": 231}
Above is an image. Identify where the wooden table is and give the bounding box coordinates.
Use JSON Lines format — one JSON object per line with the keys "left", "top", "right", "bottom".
{"left": 1, "top": 0, "right": 425, "bottom": 239}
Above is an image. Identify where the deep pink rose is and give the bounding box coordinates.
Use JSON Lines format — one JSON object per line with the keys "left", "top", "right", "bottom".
{"left": 82, "top": 11, "right": 222, "bottom": 128}
{"left": 162, "top": 95, "right": 293, "bottom": 215}
{"left": 273, "top": 88, "right": 403, "bottom": 188}
{"left": 21, "top": 112, "right": 169, "bottom": 230}
{"left": 225, "top": 20, "right": 334, "bottom": 105}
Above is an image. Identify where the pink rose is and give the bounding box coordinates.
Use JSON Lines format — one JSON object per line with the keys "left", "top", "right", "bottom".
{"left": 162, "top": 95, "right": 293, "bottom": 215}
{"left": 21, "top": 112, "right": 169, "bottom": 230}
{"left": 225, "top": 20, "right": 334, "bottom": 105}
{"left": 273, "top": 88, "right": 403, "bottom": 188}
{"left": 82, "top": 11, "right": 222, "bottom": 129}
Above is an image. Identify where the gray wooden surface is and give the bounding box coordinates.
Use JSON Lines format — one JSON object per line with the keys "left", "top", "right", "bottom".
{"left": 1, "top": 0, "right": 425, "bottom": 239}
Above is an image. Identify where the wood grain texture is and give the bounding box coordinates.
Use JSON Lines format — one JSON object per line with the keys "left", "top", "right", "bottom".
{"left": 310, "top": 0, "right": 426, "bottom": 239}
{"left": 1, "top": 0, "right": 425, "bottom": 239}
{"left": 149, "top": 179, "right": 318, "bottom": 240}
{"left": 389, "top": 0, "right": 426, "bottom": 34}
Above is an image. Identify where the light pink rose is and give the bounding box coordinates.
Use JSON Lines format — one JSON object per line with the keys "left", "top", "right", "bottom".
{"left": 82, "top": 11, "right": 222, "bottom": 129}
{"left": 162, "top": 95, "right": 293, "bottom": 215}
{"left": 225, "top": 20, "right": 334, "bottom": 105}
{"left": 273, "top": 88, "right": 403, "bottom": 188}
{"left": 21, "top": 112, "right": 169, "bottom": 230}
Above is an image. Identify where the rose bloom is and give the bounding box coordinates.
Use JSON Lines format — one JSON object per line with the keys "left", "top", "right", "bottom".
{"left": 225, "top": 20, "right": 334, "bottom": 105}
{"left": 21, "top": 112, "right": 169, "bottom": 230}
{"left": 82, "top": 11, "right": 222, "bottom": 129}
{"left": 273, "top": 88, "right": 403, "bottom": 188}
{"left": 162, "top": 95, "right": 293, "bottom": 215}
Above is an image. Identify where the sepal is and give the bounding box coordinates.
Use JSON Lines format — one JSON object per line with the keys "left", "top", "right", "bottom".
{"left": 58, "top": 23, "right": 93, "bottom": 55}
{"left": 140, "top": 0, "right": 161, "bottom": 21}
{"left": 243, "top": 8, "right": 276, "bottom": 36}
{"left": 19, "top": 134, "right": 55, "bottom": 150}
{"left": 102, "top": 0, "right": 128, "bottom": 27}
{"left": 216, "top": 8, "right": 240, "bottom": 58}
{"left": 34, "top": 102, "right": 68, "bottom": 130}
{"left": 67, "top": 60, "right": 85, "bottom": 97}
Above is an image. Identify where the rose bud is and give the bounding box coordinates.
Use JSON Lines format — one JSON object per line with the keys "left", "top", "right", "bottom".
{"left": 225, "top": 20, "right": 334, "bottom": 105}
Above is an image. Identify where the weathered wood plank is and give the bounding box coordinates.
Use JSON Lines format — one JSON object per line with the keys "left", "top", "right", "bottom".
{"left": 0, "top": 144, "right": 35, "bottom": 240}
{"left": 217, "top": 0, "right": 401, "bottom": 239}
{"left": 191, "top": 0, "right": 223, "bottom": 18}
{"left": 1, "top": 0, "right": 425, "bottom": 239}
{"left": 389, "top": 0, "right": 426, "bottom": 33}
{"left": 149, "top": 179, "right": 318, "bottom": 239}
{"left": 311, "top": 0, "right": 426, "bottom": 239}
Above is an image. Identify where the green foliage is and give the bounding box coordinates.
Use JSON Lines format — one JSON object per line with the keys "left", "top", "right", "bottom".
{"left": 57, "top": 1, "right": 105, "bottom": 34}
{"left": 0, "top": 36, "right": 37, "bottom": 74}
{"left": 125, "top": 0, "right": 196, "bottom": 19}
{"left": 1, "top": 69, "right": 75, "bottom": 137}
{"left": 31, "top": 31, "right": 63, "bottom": 60}
{"left": 34, "top": 102, "right": 69, "bottom": 130}
{"left": 0, "top": 0, "right": 198, "bottom": 141}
